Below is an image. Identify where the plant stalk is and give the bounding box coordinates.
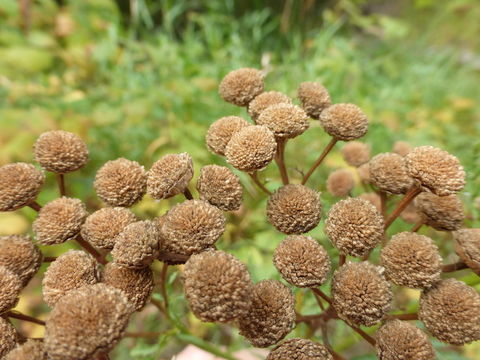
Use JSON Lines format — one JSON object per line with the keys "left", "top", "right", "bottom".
{"left": 57, "top": 173, "right": 66, "bottom": 196}
{"left": 248, "top": 172, "right": 272, "bottom": 195}
{"left": 75, "top": 234, "right": 107, "bottom": 265}
{"left": 6, "top": 311, "right": 45, "bottom": 326}
{"left": 275, "top": 138, "right": 289, "bottom": 185}
{"left": 442, "top": 261, "right": 468, "bottom": 273}
{"left": 302, "top": 137, "right": 338, "bottom": 185}
{"left": 384, "top": 186, "right": 422, "bottom": 230}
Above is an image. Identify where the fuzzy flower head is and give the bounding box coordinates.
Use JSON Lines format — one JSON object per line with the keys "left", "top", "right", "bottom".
{"left": 206, "top": 116, "right": 250, "bottom": 156}
{"left": 415, "top": 192, "right": 464, "bottom": 231}
{"left": 219, "top": 68, "right": 264, "bottom": 106}
{"left": 326, "top": 169, "right": 355, "bottom": 197}
{"left": 257, "top": 103, "right": 309, "bottom": 139}
{"left": 4, "top": 339, "right": 47, "bottom": 360}
{"left": 319, "top": 103, "right": 368, "bottom": 141}
{"left": 454, "top": 229, "right": 480, "bottom": 275}
{"left": 0, "top": 266, "right": 22, "bottom": 314}
{"left": 369, "top": 153, "right": 414, "bottom": 194}
{"left": 393, "top": 140, "right": 412, "bottom": 157}
{"left": 341, "top": 141, "right": 370, "bottom": 167}
{"left": 0, "top": 163, "right": 44, "bottom": 211}
{"left": 297, "top": 81, "right": 332, "bottom": 119}
{"left": 0, "top": 318, "right": 18, "bottom": 358}
{"left": 267, "top": 338, "right": 333, "bottom": 360}
{"left": 248, "top": 91, "right": 292, "bottom": 121}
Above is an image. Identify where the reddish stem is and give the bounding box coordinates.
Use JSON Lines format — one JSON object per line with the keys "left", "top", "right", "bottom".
{"left": 389, "top": 312, "right": 418, "bottom": 320}
{"left": 160, "top": 263, "right": 170, "bottom": 313}
{"left": 6, "top": 311, "right": 45, "bottom": 326}
{"left": 57, "top": 173, "right": 66, "bottom": 197}
{"left": 43, "top": 256, "right": 56, "bottom": 262}
{"left": 384, "top": 186, "right": 422, "bottom": 230}
{"left": 349, "top": 324, "right": 376, "bottom": 346}
{"left": 28, "top": 201, "right": 42, "bottom": 211}
{"left": 339, "top": 254, "right": 346, "bottom": 267}
{"left": 249, "top": 172, "right": 272, "bottom": 196}
{"left": 379, "top": 191, "right": 387, "bottom": 219}
{"left": 183, "top": 188, "right": 193, "bottom": 200}
{"left": 311, "top": 288, "right": 333, "bottom": 306}
{"left": 411, "top": 221, "right": 424, "bottom": 233}
{"left": 75, "top": 234, "right": 107, "bottom": 265}
{"left": 302, "top": 137, "right": 338, "bottom": 185}
{"left": 275, "top": 138, "right": 289, "bottom": 185}
{"left": 442, "top": 261, "right": 468, "bottom": 273}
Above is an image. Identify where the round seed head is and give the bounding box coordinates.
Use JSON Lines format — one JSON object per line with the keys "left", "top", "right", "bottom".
{"left": 357, "top": 162, "right": 371, "bottom": 183}
{"left": 257, "top": 103, "right": 309, "bottom": 139}
{"left": 393, "top": 141, "right": 412, "bottom": 157}
{"left": 297, "top": 81, "right": 332, "bottom": 119}
{"left": 369, "top": 153, "right": 414, "bottom": 194}
{"left": 184, "top": 250, "right": 252, "bottom": 323}
{"left": 225, "top": 125, "right": 277, "bottom": 172}
{"left": 102, "top": 262, "right": 154, "bottom": 311}
{"left": 381, "top": 232, "right": 442, "bottom": 289}
{"left": 341, "top": 141, "right": 370, "bottom": 167}
{"left": 239, "top": 279, "right": 296, "bottom": 348}
{"left": 196, "top": 165, "right": 243, "bottom": 211}
{"left": 45, "top": 283, "right": 132, "bottom": 360}
{"left": 267, "top": 338, "right": 333, "bottom": 360}
{"left": 33, "top": 197, "right": 87, "bottom": 245}
{"left": 358, "top": 192, "right": 381, "bottom": 213}
{"left": 34, "top": 130, "right": 89, "bottom": 173}
{"left": 161, "top": 200, "right": 225, "bottom": 257}
{"left": 376, "top": 320, "right": 434, "bottom": 360}
{"left": 325, "top": 198, "right": 384, "bottom": 257}
{"left": 454, "top": 229, "right": 480, "bottom": 275}
{"left": 147, "top": 153, "right": 193, "bottom": 200}
{"left": 415, "top": 192, "right": 464, "bottom": 231}
{"left": 419, "top": 279, "right": 480, "bottom": 345}
{"left": 42, "top": 250, "right": 100, "bottom": 307}
{"left": 4, "top": 339, "right": 47, "bottom": 360}
{"left": 326, "top": 169, "right": 355, "bottom": 197}
{"left": 0, "top": 163, "right": 44, "bottom": 211}
{"left": 94, "top": 158, "right": 146, "bottom": 207}
{"left": 332, "top": 261, "right": 392, "bottom": 326}
{"left": 319, "top": 103, "right": 368, "bottom": 141}
{"left": 111, "top": 220, "right": 161, "bottom": 269}
{"left": 81, "top": 207, "right": 137, "bottom": 250}
{"left": 267, "top": 184, "right": 322, "bottom": 235}
{"left": 273, "top": 235, "right": 330, "bottom": 287}
{"left": 0, "top": 318, "right": 18, "bottom": 358}
{"left": 400, "top": 202, "right": 423, "bottom": 224}
{"left": 0, "top": 234, "right": 42, "bottom": 286}
{"left": 219, "top": 68, "right": 264, "bottom": 106}
{"left": 248, "top": 91, "right": 292, "bottom": 121}
{"left": 0, "top": 266, "right": 22, "bottom": 314}
{"left": 206, "top": 116, "right": 250, "bottom": 156}
{"left": 405, "top": 146, "right": 465, "bottom": 196}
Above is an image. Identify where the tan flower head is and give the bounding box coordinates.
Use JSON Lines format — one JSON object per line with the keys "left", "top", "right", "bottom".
{"left": 248, "top": 91, "right": 292, "bottom": 121}
{"left": 219, "top": 68, "right": 264, "bottom": 106}
{"left": 415, "top": 192, "right": 464, "bottom": 231}
{"left": 297, "top": 82, "right": 332, "bottom": 119}
{"left": 257, "top": 103, "right": 309, "bottom": 139}
{"left": 369, "top": 153, "right": 414, "bottom": 194}
{"left": 454, "top": 229, "right": 480, "bottom": 275}
{"left": 326, "top": 169, "right": 355, "bottom": 197}
{"left": 319, "top": 103, "right": 368, "bottom": 141}
{"left": 399, "top": 202, "right": 423, "bottom": 224}
{"left": 206, "top": 116, "right": 250, "bottom": 156}
{"left": 0, "top": 318, "right": 18, "bottom": 358}
{"left": 341, "top": 141, "right": 370, "bottom": 167}
{"left": 357, "top": 162, "right": 371, "bottom": 183}
{"left": 393, "top": 140, "right": 412, "bottom": 157}
{"left": 4, "top": 339, "right": 47, "bottom": 360}
{"left": 0, "top": 266, "right": 22, "bottom": 314}
{"left": 0, "top": 163, "right": 44, "bottom": 211}
{"left": 267, "top": 338, "right": 333, "bottom": 360}
{"left": 358, "top": 192, "right": 381, "bottom": 213}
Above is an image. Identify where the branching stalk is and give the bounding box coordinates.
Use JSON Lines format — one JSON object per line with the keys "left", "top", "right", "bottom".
{"left": 6, "top": 311, "right": 45, "bottom": 326}
{"left": 75, "top": 234, "right": 107, "bottom": 265}
{"left": 384, "top": 186, "right": 422, "bottom": 230}
{"left": 248, "top": 172, "right": 272, "bottom": 195}
{"left": 442, "top": 261, "right": 468, "bottom": 273}
{"left": 302, "top": 137, "right": 338, "bottom": 185}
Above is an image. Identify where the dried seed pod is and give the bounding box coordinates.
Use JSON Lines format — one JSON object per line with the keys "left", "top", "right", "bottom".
{"left": 400, "top": 202, "right": 424, "bottom": 224}
{"left": 239, "top": 280, "right": 296, "bottom": 348}
{"left": 267, "top": 184, "right": 322, "bottom": 235}
{"left": 94, "top": 158, "right": 146, "bottom": 207}
{"left": 0, "top": 234, "right": 42, "bottom": 286}
{"left": 381, "top": 232, "right": 442, "bottom": 289}
{"left": 415, "top": 192, "right": 464, "bottom": 231}
{"left": 341, "top": 141, "right": 370, "bottom": 167}
{"left": 419, "top": 279, "right": 480, "bottom": 345}
{"left": 332, "top": 262, "right": 392, "bottom": 326}
{"left": 273, "top": 235, "right": 330, "bottom": 288}
{"left": 257, "top": 103, "right": 309, "bottom": 139}
{"left": 81, "top": 207, "right": 137, "bottom": 250}
{"left": 393, "top": 141, "right": 412, "bottom": 157}
{"left": 248, "top": 91, "right": 292, "bottom": 121}
{"left": 376, "top": 320, "right": 434, "bottom": 360}
{"left": 0, "top": 266, "right": 22, "bottom": 314}
{"left": 206, "top": 116, "right": 250, "bottom": 156}
{"left": 111, "top": 220, "right": 161, "bottom": 269}
{"left": 34, "top": 130, "right": 89, "bottom": 173}
{"left": 326, "top": 169, "right": 355, "bottom": 197}
{"left": 102, "top": 262, "right": 154, "bottom": 311}
{"left": 147, "top": 153, "right": 193, "bottom": 200}
{"left": 297, "top": 81, "right": 332, "bottom": 119}
{"left": 357, "top": 162, "right": 371, "bottom": 183}
{"left": 358, "top": 192, "right": 381, "bottom": 213}
{"left": 184, "top": 250, "right": 252, "bottom": 322}
{"left": 196, "top": 165, "right": 243, "bottom": 211}
{"left": 225, "top": 125, "right": 277, "bottom": 172}
{"left": 219, "top": 68, "right": 264, "bottom": 106}
{"left": 0, "top": 318, "right": 18, "bottom": 358}
{"left": 319, "top": 103, "right": 368, "bottom": 141}
{"left": 454, "top": 229, "right": 480, "bottom": 275}
{"left": 161, "top": 200, "right": 225, "bottom": 256}
{"left": 33, "top": 197, "right": 87, "bottom": 245}
{"left": 4, "top": 339, "right": 47, "bottom": 360}
{"left": 45, "top": 283, "right": 132, "bottom": 360}
{"left": 0, "top": 163, "right": 44, "bottom": 211}
{"left": 267, "top": 338, "right": 333, "bottom": 360}
{"left": 325, "top": 198, "right": 384, "bottom": 257}
{"left": 42, "top": 250, "right": 100, "bottom": 307}
{"left": 405, "top": 146, "right": 465, "bottom": 196}
{"left": 369, "top": 153, "right": 414, "bottom": 194}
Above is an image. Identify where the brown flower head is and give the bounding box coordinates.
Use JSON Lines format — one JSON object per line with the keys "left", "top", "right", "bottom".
{"left": 415, "top": 192, "right": 464, "bottom": 231}
{"left": 257, "top": 103, "right": 309, "bottom": 139}
{"left": 94, "top": 158, "right": 146, "bottom": 207}
{"left": 358, "top": 192, "right": 381, "bottom": 213}
{"left": 248, "top": 91, "right": 292, "bottom": 121}
{"left": 454, "top": 229, "right": 480, "bottom": 275}
{"left": 369, "top": 153, "right": 414, "bottom": 194}
{"left": 239, "top": 280, "right": 295, "bottom": 347}
{"left": 33, "top": 197, "right": 87, "bottom": 245}
{"left": 341, "top": 141, "right": 370, "bottom": 167}
{"left": 297, "top": 82, "right": 332, "bottom": 119}
{"left": 0, "top": 266, "right": 22, "bottom": 314}
{"left": 400, "top": 202, "right": 423, "bottom": 224}
{"left": 319, "top": 103, "right": 368, "bottom": 141}
{"left": 4, "top": 339, "right": 47, "bottom": 360}
{"left": 419, "top": 279, "right": 480, "bottom": 345}
{"left": 0, "top": 318, "right": 18, "bottom": 358}
{"left": 357, "top": 162, "right": 371, "bottom": 183}
{"left": 267, "top": 338, "right": 333, "bottom": 360}
{"left": 326, "top": 169, "right": 355, "bottom": 197}
{"left": 393, "top": 141, "right": 412, "bottom": 157}
{"left": 206, "top": 116, "right": 250, "bottom": 156}
{"left": 219, "top": 68, "right": 264, "bottom": 106}
{"left": 34, "top": 130, "right": 89, "bottom": 173}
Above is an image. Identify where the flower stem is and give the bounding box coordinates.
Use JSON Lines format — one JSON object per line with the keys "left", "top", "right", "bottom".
{"left": 339, "top": 254, "right": 346, "bottom": 267}
{"left": 160, "top": 263, "right": 170, "bottom": 313}
{"left": 275, "top": 138, "right": 289, "bottom": 185}
{"left": 57, "top": 173, "right": 66, "bottom": 197}
{"left": 302, "top": 137, "right": 338, "bottom": 185}
{"left": 442, "top": 261, "right": 468, "bottom": 273}
{"left": 379, "top": 191, "right": 387, "bottom": 219}
{"left": 6, "top": 311, "right": 45, "bottom": 326}
{"left": 248, "top": 172, "right": 272, "bottom": 195}
{"left": 389, "top": 312, "right": 418, "bottom": 320}
{"left": 28, "top": 201, "right": 42, "bottom": 211}
{"left": 411, "top": 221, "right": 424, "bottom": 232}
{"left": 384, "top": 186, "right": 422, "bottom": 230}
{"left": 311, "top": 288, "right": 333, "bottom": 306}
{"left": 75, "top": 234, "right": 107, "bottom": 265}
{"left": 43, "top": 256, "right": 56, "bottom": 262}
{"left": 183, "top": 188, "right": 193, "bottom": 200}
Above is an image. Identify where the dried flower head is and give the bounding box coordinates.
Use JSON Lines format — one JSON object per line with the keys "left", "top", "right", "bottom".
{"left": 267, "top": 338, "right": 333, "bottom": 360}
{"left": 415, "top": 192, "right": 464, "bottom": 231}
{"left": 357, "top": 162, "right": 371, "bottom": 183}
{"left": 358, "top": 192, "right": 381, "bottom": 213}
{"left": 0, "top": 163, "right": 44, "bottom": 211}
{"left": 111, "top": 220, "right": 161, "bottom": 269}
{"left": 326, "top": 169, "right": 355, "bottom": 197}
{"left": 184, "top": 250, "right": 252, "bottom": 323}
{"left": 273, "top": 235, "right": 330, "bottom": 288}
{"left": 0, "top": 234, "right": 42, "bottom": 286}
{"left": 33, "top": 197, "right": 87, "bottom": 245}
{"left": 454, "top": 229, "right": 480, "bottom": 275}
{"left": 248, "top": 91, "right": 292, "bottom": 121}
{"left": 319, "top": 103, "right": 368, "bottom": 141}
{"left": 376, "top": 320, "right": 434, "bottom": 360}
{"left": 0, "top": 266, "right": 22, "bottom": 314}
{"left": 393, "top": 141, "right": 412, "bottom": 157}
{"left": 257, "top": 103, "right": 309, "bottom": 139}
{"left": 419, "top": 279, "right": 480, "bottom": 345}
{"left": 81, "top": 207, "right": 137, "bottom": 250}
{"left": 147, "top": 153, "right": 193, "bottom": 200}
{"left": 0, "top": 318, "right": 18, "bottom": 358}
{"left": 297, "top": 82, "right": 332, "bottom": 119}
{"left": 341, "top": 141, "right": 370, "bottom": 167}
{"left": 34, "top": 130, "right": 89, "bottom": 173}
{"left": 161, "top": 200, "right": 225, "bottom": 256}
{"left": 102, "top": 262, "right": 154, "bottom": 311}
{"left": 381, "top": 232, "right": 442, "bottom": 289}
{"left": 400, "top": 202, "right": 423, "bottom": 224}
{"left": 325, "top": 198, "right": 384, "bottom": 257}
{"left": 196, "top": 165, "right": 243, "bottom": 211}
{"left": 219, "top": 68, "right": 264, "bottom": 106}
{"left": 206, "top": 116, "right": 250, "bottom": 156}
{"left": 239, "top": 280, "right": 296, "bottom": 347}
{"left": 405, "top": 146, "right": 466, "bottom": 196}
{"left": 267, "top": 184, "right": 322, "bottom": 234}
{"left": 332, "top": 262, "right": 392, "bottom": 326}
{"left": 45, "top": 283, "right": 132, "bottom": 360}
{"left": 42, "top": 250, "right": 100, "bottom": 307}
{"left": 94, "top": 158, "right": 146, "bottom": 207}
{"left": 369, "top": 153, "right": 414, "bottom": 194}
{"left": 225, "top": 125, "right": 277, "bottom": 172}
{"left": 4, "top": 339, "right": 47, "bottom": 360}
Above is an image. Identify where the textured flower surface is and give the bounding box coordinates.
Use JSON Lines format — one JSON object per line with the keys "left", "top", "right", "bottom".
{"left": 267, "top": 338, "right": 333, "bottom": 360}
{"left": 0, "top": 266, "right": 22, "bottom": 314}
{"left": 257, "top": 103, "right": 309, "bottom": 139}
{"left": 454, "top": 228, "right": 480, "bottom": 275}
{"left": 369, "top": 153, "right": 414, "bottom": 194}
{"left": 341, "top": 141, "right": 370, "bottom": 167}
{"left": 0, "top": 163, "right": 44, "bottom": 211}
{"left": 297, "top": 81, "right": 331, "bottom": 119}
{"left": 319, "top": 103, "right": 368, "bottom": 140}
{"left": 206, "top": 116, "right": 250, "bottom": 156}
{"left": 248, "top": 91, "right": 292, "bottom": 121}
{"left": 415, "top": 192, "right": 464, "bottom": 231}
{"left": 326, "top": 169, "right": 355, "bottom": 197}
{"left": 219, "top": 68, "right": 264, "bottom": 106}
